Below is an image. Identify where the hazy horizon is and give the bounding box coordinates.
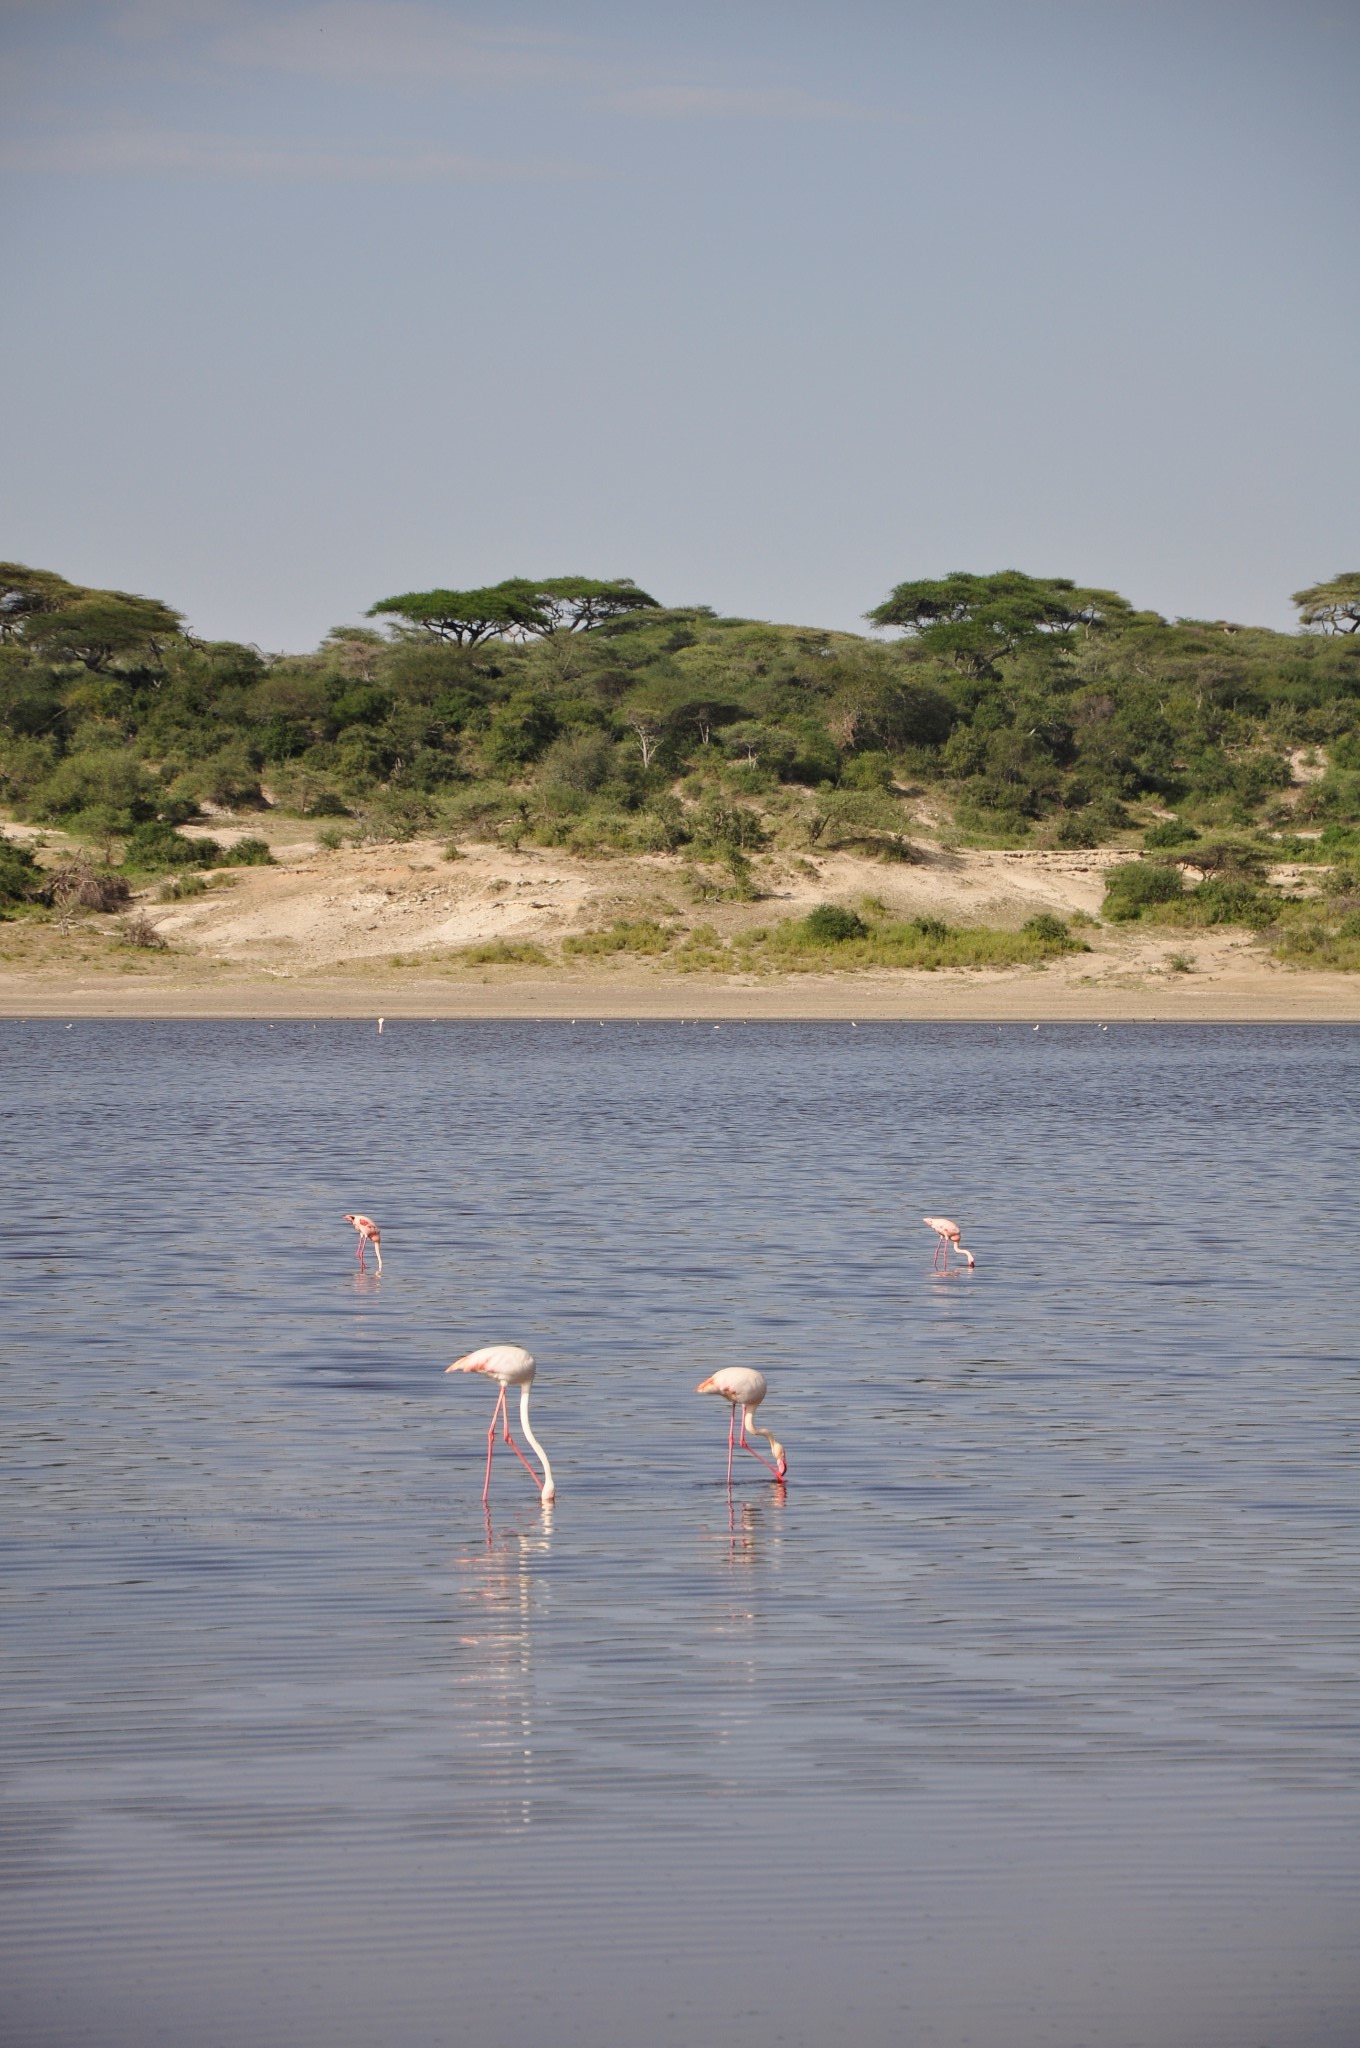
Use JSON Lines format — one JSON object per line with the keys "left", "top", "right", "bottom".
{"left": 2, "top": 0, "right": 1356, "bottom": 652}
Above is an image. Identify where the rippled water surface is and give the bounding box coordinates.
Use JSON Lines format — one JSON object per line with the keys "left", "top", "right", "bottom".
{"left": 3, "top": 1021, "right": 1358, "bottom": 2048}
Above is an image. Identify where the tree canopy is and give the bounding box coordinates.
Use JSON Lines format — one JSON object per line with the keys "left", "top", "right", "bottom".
{"left": 1293, "top": 573, "right": 1360, "bottom": 635}
{"left": 520, "top": 576, "right": 660, "bottom": 634}
{"left": 366, "top": 575, "right": 659, "bottom": 644}
{"left": 365, "top": 582, "right": 546, "bottom": 645}
{"left": 0, "top": 562, "right": 184, "bottom": 670}
{"left": 0, "top": 562, "right": 84, "bottom": 637}
{"left": 3, "top": 557, "right": 1359, "bottom": 864}
{"left": 867, "top": 570, "right": 1137, "bottom": 676}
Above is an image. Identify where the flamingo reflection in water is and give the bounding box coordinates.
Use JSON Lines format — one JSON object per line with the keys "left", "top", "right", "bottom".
{"left": 696, "top": 1365, "right": 787, "bottom": 1485}
{"left": 446, "top": 1345, "right": 556, "bottom": 1505}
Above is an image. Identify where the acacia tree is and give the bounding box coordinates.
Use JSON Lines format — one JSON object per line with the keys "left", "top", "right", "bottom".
{"left": 625, "top": 709, "right": 665, "bottom": 768}
{"left": 367, "top": 575, "right": 659, "bottom": 645}
{"left": 366, "top": 582, "right": 546, "bottom": 645}
{"left": 867, "top": 571, "right": 1134, "bottom": 677}
{"left": 1292, "top": 573, "right": 1360, "bottom": 635}
{"left": 21, "top": 591, "right": 184, "bottom": 670}
{"left": 520, "top": 577, "right": 660, "bottom": 635}
{"left": 0, "top": 562, "right": 83, "bottom": 639}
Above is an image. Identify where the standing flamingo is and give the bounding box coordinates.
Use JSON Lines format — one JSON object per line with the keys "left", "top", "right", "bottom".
{"left": 696, "top": 1366, "right": 787, "bottom": 1484}
{"left": 344, "top": 1212, "right": 382, "bottom": 1272}
{"left": 923, "top": 1216, "right": 974, "bottom": 1270}
{"left": 446, "top": 1345, "right": 556, "bottom": 1505}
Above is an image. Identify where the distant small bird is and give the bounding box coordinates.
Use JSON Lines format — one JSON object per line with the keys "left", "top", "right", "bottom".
{"left": 696, "top": 1366, "right": 787, "bottom": 1484}
{"left": 923, "top": 1216, "right": 974, "bottom": 1270}
{"left": 377, "top": 1017, "right": 384, "bottom": 1033}
{"left": 446, "top": 1345, "right": 555, "bottom": 1505}
{"left": 344, "top": 1212, "right": 382, "bottom": 1272}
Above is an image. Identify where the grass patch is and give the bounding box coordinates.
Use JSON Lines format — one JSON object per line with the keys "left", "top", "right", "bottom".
{"left": 740, "top": 911, "right": 1087, "bottom": 973}
{"left": 1268, "top": 900, "right": 1360, "bottom": 971}
{"left": 452, "top": 939, "right": 550, "bottom": 966}
{"left": 562, "top": 919, "right": 676, "bottom": 958}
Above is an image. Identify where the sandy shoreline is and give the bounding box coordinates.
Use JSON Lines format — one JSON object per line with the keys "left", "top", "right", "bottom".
{"left": 2, "top": 966, "right": 1358, "bottom": 1020}
{"left": 5, "top": 824, "right": 1359, "bottom": 1021}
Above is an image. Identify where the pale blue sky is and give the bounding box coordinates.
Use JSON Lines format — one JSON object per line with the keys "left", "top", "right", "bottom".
{"left": 2, "top": 0, "right": 1355, "bottom": 648}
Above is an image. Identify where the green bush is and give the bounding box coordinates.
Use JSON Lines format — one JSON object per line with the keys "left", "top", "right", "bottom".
{"left": 218, "top": 836, "right": 275, "bottom": 866}
{"left": 838, "top": 751, "right": 895, "bottom": 791}
{"left": 0, "top": 835, "right": 43, "bottom": 908}
{"left": 1183, "top": 877, "right": 1271, "bottom": 926}
{"left": 1055, "top": 813, "right": 1100, "bottom": 849}
{"left": 1144, "top": 819, "right": 1201, "bottom": 849}
{"left": 121, "top": 822, "right": 221, "bottom": 871}
{"left": 33, "top": 749, "right": 159, "bottom": 830}
{"left": 1101, "top": 861, "right": 1186, "bottom": 921}
{"left": 803, "top": 903, "right": 868, "bottom": 942}
{"left": 1022, "top": 912, "right": 1071, "bottom": 943}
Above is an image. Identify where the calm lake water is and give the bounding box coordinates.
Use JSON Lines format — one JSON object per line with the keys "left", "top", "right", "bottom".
{"left": 2, "top": 1021, "right": 1357, "bottom": 2048}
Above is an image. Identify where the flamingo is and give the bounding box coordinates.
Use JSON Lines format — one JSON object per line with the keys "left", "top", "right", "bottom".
{"left": 344, "top": 1212, "right": 382, "bottom": 1272}
{"left": 696, "top": 1366, "right": 787, "bottom": 1485}
{"left": 447, "top": 1345, "right": 556, "bottom": 1505}
{"left": 923, "top": 1216, "right": 974, "bottom": 1270}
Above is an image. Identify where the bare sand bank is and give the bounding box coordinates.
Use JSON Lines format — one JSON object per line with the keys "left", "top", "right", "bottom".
{"left": 4, "top": 825, "right": 1357, "bottom": 1020}
{"left": 2, "top": 963, "right": 1357, "bottom": 1021}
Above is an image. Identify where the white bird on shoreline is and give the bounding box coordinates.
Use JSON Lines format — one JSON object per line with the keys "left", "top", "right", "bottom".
{"left": 446, "top": 1345, "right": 556, "bottom": 1505}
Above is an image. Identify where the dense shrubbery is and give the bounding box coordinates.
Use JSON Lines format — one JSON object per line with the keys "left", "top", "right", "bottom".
{"left": 4, "top": 560, "right": 1360, "bottom": 867}
{"left": 0, "top": 835, "right": 42, "bottom": 908}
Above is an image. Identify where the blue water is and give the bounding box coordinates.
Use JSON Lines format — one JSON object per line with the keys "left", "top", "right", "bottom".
{"left": 2, "top": 1021, "right": 1357, "bottom": 2048}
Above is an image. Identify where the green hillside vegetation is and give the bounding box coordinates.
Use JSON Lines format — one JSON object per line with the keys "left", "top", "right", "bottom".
{"left": 4, "top": 560, "right": 1360, "bottom": 964}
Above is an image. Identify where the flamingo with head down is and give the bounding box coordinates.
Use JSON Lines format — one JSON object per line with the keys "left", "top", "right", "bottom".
{"left": 923, "top": 1216, "right": 974, "bottom": 1270}
{"left": 696, "top": 1366, "right": 787, "bottom": 1485}
{"left": 344, "top": 1212, "right": 382, "bottom": 1272}
{"left": 447, "top": 1345, "right": 556, "bottom": 1505}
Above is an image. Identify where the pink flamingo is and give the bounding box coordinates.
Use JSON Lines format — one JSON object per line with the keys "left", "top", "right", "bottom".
{"left": 696, "top": 1366, "right": 787, "bottom": 1485}
{"left": 446, "top": 1345, "right": 556, "bottom": 1505}
{"left": 344, "top": 1212, "right": 382, "bottom": 1272}
{"left": 923, "top": 1216, "right": 974, "bottom": 1270}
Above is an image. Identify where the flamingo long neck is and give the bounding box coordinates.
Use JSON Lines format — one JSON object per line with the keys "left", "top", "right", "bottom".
{"left": 517, "top": 1382, "right": 555, "bottom": 1502}
{"left": 744, "top": 1406, "right": 781, "bottom": 1457}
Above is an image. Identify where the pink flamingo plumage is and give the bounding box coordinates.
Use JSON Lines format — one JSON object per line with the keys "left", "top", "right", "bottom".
{"left": 344, "top": 1212, "right": 382, "bottom": 1272}
{"left": 446, "top": 1345, "right": 556, "bottom": 1505}
{"left": 923, "top": 1216, "right": 974, "bottom": 1270}
{"left": 696, "top": 1365, "right": 787, "bottom": 1485}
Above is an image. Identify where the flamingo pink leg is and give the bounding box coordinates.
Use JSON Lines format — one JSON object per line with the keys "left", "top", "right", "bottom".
{"left": 737, "top": 1416, "right": 783, "bottom": 1480}
{"left": 482, "top": 1386, "right": 507, "bottom": 1503}
{"left": 726, "top": 1402, "right": 736, "bottom": 1486}
{"left": 500, "top": 1410, "right": 545, "bottom": 1494}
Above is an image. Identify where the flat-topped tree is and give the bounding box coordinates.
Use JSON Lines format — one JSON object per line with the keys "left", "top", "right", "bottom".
{"left": 0, "top": 562, "right": 85, "bottom": 639}
{"left": 1293, "top": 573, "right": 1360, "bottom": 635}
{"left": 520, "top": 577, "right": 660, "bottom": 635}
{"left": 867, "top": 570, "right": 1135, "bottom": 677}
{"left": 366, "top": 576, "right": 659, "bottom": 644}
{"left": 21, "top": 589, "right": 184, "bottom": 671}
{"left": 366, "top": 582, "right": 546, "bottom": 645}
